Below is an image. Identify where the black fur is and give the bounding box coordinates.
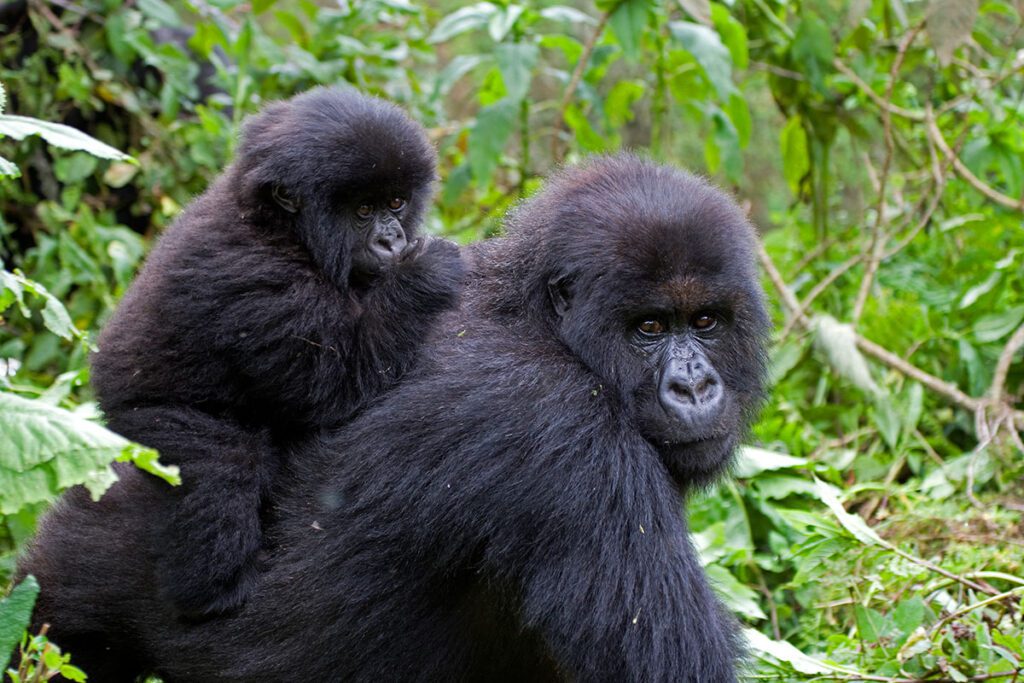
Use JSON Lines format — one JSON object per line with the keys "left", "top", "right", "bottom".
{"left": 85, "top": 86, "right": 464, "bottom": 618}
{"left": 18, "top": 154, "right": 768, "bottom": 681}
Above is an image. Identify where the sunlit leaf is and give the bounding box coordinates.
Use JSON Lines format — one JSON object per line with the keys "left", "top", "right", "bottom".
{"left": 0, "top": 115, "right": 133, "bottom": 162}
{"left": 812, "top": 478, "right": 884, "bottom": 547}
{"left": 668, "top": 20, "right": 735, "bottom": 97}
{"left": 429, "top": 3, "right": 498, "bottom": 43}
{"left": 0, "top": 576, "right": 39, "bottom": 673}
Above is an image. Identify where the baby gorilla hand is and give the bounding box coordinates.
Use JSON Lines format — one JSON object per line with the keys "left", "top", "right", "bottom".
{"left": 394, "top": 236, "right": 465, "bottom": 313}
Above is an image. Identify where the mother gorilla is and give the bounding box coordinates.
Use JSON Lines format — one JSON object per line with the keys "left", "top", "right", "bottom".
{"left": 19, "top": 153, "right": 769, "bottom": 682}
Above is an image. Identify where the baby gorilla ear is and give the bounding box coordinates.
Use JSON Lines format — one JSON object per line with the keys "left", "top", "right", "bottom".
{"left": 272, "top": 184, "right": 300, "bottom": 213}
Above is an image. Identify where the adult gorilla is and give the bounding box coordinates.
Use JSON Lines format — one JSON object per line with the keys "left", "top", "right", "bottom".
{"left": 19, "top": 154, "right": 770, "bottom": 682}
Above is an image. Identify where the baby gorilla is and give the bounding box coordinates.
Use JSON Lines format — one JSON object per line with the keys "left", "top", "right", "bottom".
{"left": 88, "top": 87, "right": 463, "bottom": 618}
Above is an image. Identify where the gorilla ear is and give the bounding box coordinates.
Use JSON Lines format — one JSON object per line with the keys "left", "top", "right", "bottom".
{"left": 548, "top": 275, "right": 574, "bottom": 318}
{"left": 272, "top": 184, "right": 300, "bottom": 213}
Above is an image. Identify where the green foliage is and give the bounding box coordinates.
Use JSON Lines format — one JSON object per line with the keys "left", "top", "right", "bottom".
{"left": 1, "top": 0, "right": 1022, "bottom": 679}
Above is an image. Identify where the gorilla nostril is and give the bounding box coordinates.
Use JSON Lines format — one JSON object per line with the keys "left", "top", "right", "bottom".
{"left": 668, "top": 379, "right": 698, "bottom": 405}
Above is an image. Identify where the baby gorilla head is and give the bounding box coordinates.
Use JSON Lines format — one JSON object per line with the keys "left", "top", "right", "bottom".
{"left": 232, "top": 87, "right": 437, "bottom": 288}
{"left": 497, "top": 154, "right": 770, "bottom": 486}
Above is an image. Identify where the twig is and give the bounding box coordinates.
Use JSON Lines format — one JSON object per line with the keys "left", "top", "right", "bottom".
{"left": 853, "top": 27, "right": 920, "bottom": 324}
{"left": 989, "top": 323, "right": 1024, "bottom": 404}
{"left": 925, "top": 104, "right": 1024, "bottom": 211}
{"left": 550, "top": 5, "right": 618, "bottom": 164}
{"left": 832, "top": 58, "right": 925, "bottom": 121}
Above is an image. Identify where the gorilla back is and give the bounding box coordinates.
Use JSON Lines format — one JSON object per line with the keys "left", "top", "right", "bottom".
{"left": 20, "top": 154, "right": 768, "bottom": 682}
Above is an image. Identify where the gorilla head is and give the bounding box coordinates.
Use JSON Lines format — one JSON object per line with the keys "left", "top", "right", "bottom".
{"left": 488, "top": 155, "right": 769, "bottom": 485}
{"left": 232, "top": 86, "right": 437, "bottom": 288}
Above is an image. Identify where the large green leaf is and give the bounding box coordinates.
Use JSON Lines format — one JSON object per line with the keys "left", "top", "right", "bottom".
{"left": 0, "top": 393, "right": 176, "bottom": 515}
{"left": 428, "top": 3, "right": 498, "bottom": 43}
{"left": 0, "top": 576, "right": 39, "bottom": 674}
{"left": 468, "top": 98, "right": 518, "bottom": 185}
{"left": 780, "top": 115, "right": 809, "bottom": 194}
{"left": 0, "top": 115, "right": 133, "bottom": 162}
{"left": 495, "top": 42, "right": 538, "bottom": 102}
{"left": 668, "top": 20, "right": 735, "bottom": 98}
{"left": 609, "top": 0, "right": 649, "bottom": 60}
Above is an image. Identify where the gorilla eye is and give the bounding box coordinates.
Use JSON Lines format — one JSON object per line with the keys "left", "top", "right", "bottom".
{"left": 388, "top": 198, "right": 406, "bottom": 211}
{"left": 356, "top": 205, "right": 373, "bottom": 219}
{"left": 692, "top": 314, "right": 717, "bottom": 331}
{"left": 638, "top": 320, "right": 666, "bottom": 336}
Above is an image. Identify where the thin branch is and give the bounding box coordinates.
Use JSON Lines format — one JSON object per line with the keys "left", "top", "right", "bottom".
{"left": 853, "top": 26, "right": 920, "bottom": 324}
{"left": 925, "top": 104, "right": 1024, "bottom": 211}
{"left": 990, "top": 323, "right": 1024, "bottom": 404}
{"left": 831, "top": 58, "right": 925, "bottom": 121}
{"left": 550, "top": 5, "right": 617, "bottom": 164}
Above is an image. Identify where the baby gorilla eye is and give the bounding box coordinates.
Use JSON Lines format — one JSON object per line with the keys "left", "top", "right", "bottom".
{"left": 692, "top": 314, "right": 717, "bottom": 331}
{"left": 356, "top": 205, "right": 373, "bottom": 219}
{"left": 638, "top": 319, "right": 666, "bottom": 336}
{"left": 388, "top": 198, "right": 406, "bottom": 211}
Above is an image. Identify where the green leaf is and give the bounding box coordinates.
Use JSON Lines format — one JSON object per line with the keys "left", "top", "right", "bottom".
{"left": 539, "top": 6, "right": 596, "bottom": 25}
{"left": 0, "top": 115, "right": 133, "bottom": 162}
{"left": 0, "top": 154, "right": 19, "bottom": 178}
{"left": 488, "top": 5, "right": 524, "bottom": 42}
{"left": 0, "top": 393, "right": 166, "bottom": 514}
{"left": 495, "top": 42, "right": 538, "bottom": 101}
{"left": 704, "top": 564, "right": 767, "bottom": 620}
{"left": 734, "top": 446, "right": 808, "bottom": 478}
{"left": 893, "top": 597, "right": 927, "bottom": 637}
{"left": 792, "top": 14, "right": 834, "bottom": 89}
{"left": 0, "top": 81, "right": 6, "bottom": 114}
{"left": 668, "top": 21, "right": 735, "bottom": 97}
{"left": 812, "top": 478, "right": 884, "bottom": 547}
{"left": 973, "top": 305, "right": 1024, "bottom": 342}
{"left": 0, "top": 576, "right": 40, "bottom": 673}
{"left": 564, "top": 103, "right": 609, "bottom": 152}
{"left": 605, "top": 80, "right": 645, "bottom": 127}
{"left": 780, "top": 115, "right": 809, "bottom": 194}
{"left": 854, "top": 604, "right": 891, "bottom": 642}
{"left": 609, "top": 0, "right": 649, "bottom": 60}
{"left": 137, "top": 0, "right": 182, "bottom": 27}
{"left": 1, "top": 269, "right": 84, "bottom": 342}
{"left": 744, "top": 628, "right": 853, "bottom": 675}
{"left": 726, "top": 93, "right": 751, "bottom": 147}
{"left": 711, "top": 4, "right": 748, "bottom": 69}
{"left": 429, "top": 3, "right": 498, "bottom": 43}
{"left": 434, "top": 55, "right": 488, "bottom": 99}
{"left": 119, "top": 444, "right": 180, "bottom": 486}
{"left": 468, "top": 98, "right": 517, "bottom": 185}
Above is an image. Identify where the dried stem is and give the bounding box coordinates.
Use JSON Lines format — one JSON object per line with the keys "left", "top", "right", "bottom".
{"left": 550, "top": 6, "right": 617, "bottom": 164}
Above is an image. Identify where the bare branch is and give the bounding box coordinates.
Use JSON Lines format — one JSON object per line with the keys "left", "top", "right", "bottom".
{"left": 990, "top": 323, "right": 1024, "bottom": 404}
{"left": 925, "top": 104, "right": 1024, "bottom": 211}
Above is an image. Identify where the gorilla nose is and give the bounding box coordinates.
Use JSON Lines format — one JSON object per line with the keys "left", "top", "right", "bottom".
{"left": 659, "top": 357, "right": 724, "bottom": 425}
{"left": 371, "top": 227, "right": 407, "bottom": 260}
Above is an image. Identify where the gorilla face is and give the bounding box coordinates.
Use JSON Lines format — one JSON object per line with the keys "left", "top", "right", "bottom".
{"left": 234, "top": 86, "right": 437, "bottom": 292}
{"left": 540, "top": 158, "right": 769, "bottom": 486}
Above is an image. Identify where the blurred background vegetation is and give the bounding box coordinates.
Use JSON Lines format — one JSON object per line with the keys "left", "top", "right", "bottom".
{"left": 1, "top": 0, "right": 1023, "bottom": 679}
